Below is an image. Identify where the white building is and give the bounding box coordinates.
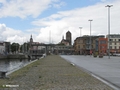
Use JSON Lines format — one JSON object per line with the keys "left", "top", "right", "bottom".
{"left": 106, "top": 34, "right": 120, "bottom": 53}
{"left": 0, "top": 41, "right": 5, "bottom": 55}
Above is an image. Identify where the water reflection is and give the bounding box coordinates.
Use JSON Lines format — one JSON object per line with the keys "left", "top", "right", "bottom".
{"left": 0, "top": 58, "right": 30, "bottom": 72}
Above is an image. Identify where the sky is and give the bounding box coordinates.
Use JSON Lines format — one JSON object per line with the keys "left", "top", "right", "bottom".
{"left": 0, "top": 0, "right": 120, "bottom": 45}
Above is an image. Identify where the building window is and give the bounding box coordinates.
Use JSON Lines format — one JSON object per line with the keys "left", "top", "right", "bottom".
{"left": 83, "top": 45, "right": 85, "bottom": 48}
{"left": 110, "top": 46, "right": 112, "bottom": 49}
{"left": 109, "top": 39, "right": 112, "bottom": 41}
{"left": 100, "top": 41, "right": 102, "bottom": 44}
{"left": 103, "top": 41, "right": 106, "bottom": 44}
{"left": 91, "top": 45, "right": 93, "bottom": 49}
{"left": 110, "top": 42, "right": 112, "bottom": 45}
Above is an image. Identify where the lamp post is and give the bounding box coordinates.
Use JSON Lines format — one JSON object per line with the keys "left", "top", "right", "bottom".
{"left": 79, "top": 27, "right": 82, "bottom": 55}
{"left": 79, "top": 27, "right": 82, "bottom": 37}
{"left": 88, "top": 19, "right": 93, "bottom": 56}
{"left": 105, "top": 5, "right": 113, "bottom": 59}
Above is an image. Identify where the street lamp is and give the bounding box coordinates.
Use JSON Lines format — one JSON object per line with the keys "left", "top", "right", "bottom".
{"left": 79, "top": 27, "right": 82, "bottom": 55}
{"left": 88, "top": 19, "right": 93, "bottom": 56}
{"left": 105, "top": 5, "right": 113, "bottom": 59}
{"left": 79, "top": 27, "right": 82, "bottom": 37}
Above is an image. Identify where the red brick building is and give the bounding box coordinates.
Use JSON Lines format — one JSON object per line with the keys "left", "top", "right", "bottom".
{"left": 98, "top": 38, "right": 108, "bottom": 55}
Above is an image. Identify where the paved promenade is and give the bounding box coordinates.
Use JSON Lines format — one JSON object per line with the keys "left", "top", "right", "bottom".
{"left": 61, "top": 55, "right": 120, "bottom": 90}
{"left": 0, "top": 55, "right": 113, "bottom": 90}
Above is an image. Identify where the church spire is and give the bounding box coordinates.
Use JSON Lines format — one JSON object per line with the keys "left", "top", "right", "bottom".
{"left": 30, "top": 34, "right": 33, "bottom": 43}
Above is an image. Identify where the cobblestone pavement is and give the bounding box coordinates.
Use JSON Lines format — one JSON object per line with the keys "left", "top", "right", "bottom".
{"left": 0, "top": 55, "right": 113, "bottom": 90}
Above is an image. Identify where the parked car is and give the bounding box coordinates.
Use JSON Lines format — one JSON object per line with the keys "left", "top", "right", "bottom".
{"left": 116, "top": 54, "right": 120, "bottom": 56}
{"left": 113, "top": 53, "right": 117, "bottom": 56}
{"left": 112, "top": 53, "right": 120, "bottom": 56}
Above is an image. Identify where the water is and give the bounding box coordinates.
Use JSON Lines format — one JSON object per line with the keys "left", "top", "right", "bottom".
{"left": 0, "top": 58, "right": 30, "bottom": 73}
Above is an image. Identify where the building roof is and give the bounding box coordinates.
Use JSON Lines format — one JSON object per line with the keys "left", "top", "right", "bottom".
{"left": 106, "top": 34, "right": 120, "bottom": 38}
{"left": 66, "top": 30, "right": 71, "bottom": 34}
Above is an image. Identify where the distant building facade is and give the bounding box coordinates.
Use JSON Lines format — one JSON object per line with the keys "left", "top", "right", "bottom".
{"left": 98, "top": 37, "right": 108, "bottom": 55}
{"left": 73, "top": 37, "right": 84, "bottom": 55}
{"left": 60, "top": 36, "right": 70, "bottom": 46}
{"left": 106, "top": 34, "right": 120, "bottom": 54}
{"left": 53, "top": 45, "right": 74, "bottom": 55}
{"left": 55, "top": 31, "right": 74, "bottom": 54}
{"left": 28, "top": 35, "right": 55, "bottom": 59}
{"left": 0, "top": 41, "right": 10, "bottom": 55}
{"left": 0, "top": 41, "right": 5, "bottom": 55}
{"left": 60, "top": 31, "right": 72, "bottom": 46}
{"left": 73, "top": 35, "right": 105, "bottom": 55}
{"left": 29, "top": 35, "right": 44, "bottom": 59}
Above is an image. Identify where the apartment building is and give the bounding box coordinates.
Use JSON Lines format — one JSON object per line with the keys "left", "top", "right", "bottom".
{"left": 106, "top": 34, "right": 120, "bottom": 53}
{"left": 73, "top": 35, "right": 105, "bottom": 55}
{"left": 73, "top": 37, "right": 84, "bottom": 55}
{"left": 98, "top": 38, "right": 108, "bottom": 55}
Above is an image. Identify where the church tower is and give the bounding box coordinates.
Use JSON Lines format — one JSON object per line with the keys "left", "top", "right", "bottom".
{"left": 30, "top": 35, "right": 33, "bottom": 43}
{"left": 29, "top": 35, "right": 33, "bottom": 49}
{"left": 66, "top": 31, "right": 72, "bottom": 45}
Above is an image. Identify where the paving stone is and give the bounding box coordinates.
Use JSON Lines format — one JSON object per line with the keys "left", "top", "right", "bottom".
{"left": 0, "top": 55, "right": 113, "bottom": 90}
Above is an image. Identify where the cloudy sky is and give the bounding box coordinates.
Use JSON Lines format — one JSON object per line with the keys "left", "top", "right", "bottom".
{"left": 0, "top": 0, "right": 120, "bottom": 44}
